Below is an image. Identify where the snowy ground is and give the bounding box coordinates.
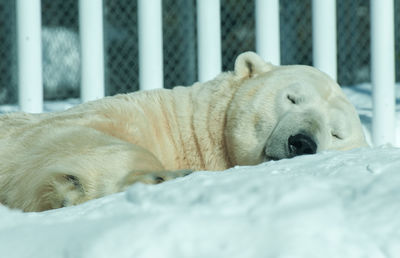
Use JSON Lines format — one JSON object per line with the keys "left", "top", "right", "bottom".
{"left": 1, "top": 84, "right": 400, "bottom": 258}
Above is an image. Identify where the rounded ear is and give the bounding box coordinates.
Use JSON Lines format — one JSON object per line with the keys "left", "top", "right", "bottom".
{"left": 234, "top": 51, "right": 275, "bottom": 79}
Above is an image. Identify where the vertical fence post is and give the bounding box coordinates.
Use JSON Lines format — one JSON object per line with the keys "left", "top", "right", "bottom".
{"left": 79, "top": 0, "right": 105, "bottom": 102}
{"left": 16, "top": 0, "right": 43, "bottom": 113}
{"left": 138, "top": 0, "right": 164, "bottom": 90}
{"left": 255, "top": 0, "right": 280, "bottom": 65}
{"left": 197, "top": 0, "right": 221, "bottom": 82}
{"left": 312, "top": 0, "right": 337, "bottom": 81}
{"left": 370, "top": 0, "right": 396, "bottom": 146}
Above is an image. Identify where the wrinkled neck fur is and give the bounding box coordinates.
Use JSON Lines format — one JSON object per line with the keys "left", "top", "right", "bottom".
{"left": 175, "top": 73, "right": 241, "bottom": 170}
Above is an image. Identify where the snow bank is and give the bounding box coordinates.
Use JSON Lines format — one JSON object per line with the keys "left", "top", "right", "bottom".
{"left": 1, "top": 146, "right": 400, "bottom": 258}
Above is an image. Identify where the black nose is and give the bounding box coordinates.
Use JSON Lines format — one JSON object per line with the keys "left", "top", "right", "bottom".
{"left": 288, "top": 134, "right": 317, "bottom": 157}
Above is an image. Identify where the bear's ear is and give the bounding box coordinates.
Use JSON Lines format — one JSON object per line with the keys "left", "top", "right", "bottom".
{"left": 234, "top": 51, "right": 275, "bottom": 79}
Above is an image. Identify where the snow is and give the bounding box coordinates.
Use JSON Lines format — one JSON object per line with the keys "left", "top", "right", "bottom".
{"left": 1, "top": 84, "right": 400, "bottom": 258}
{"left": 342, "top": 83, "right": 400, "bottom": 146}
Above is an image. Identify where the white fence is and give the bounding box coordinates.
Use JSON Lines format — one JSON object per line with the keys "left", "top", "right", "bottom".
{"left": 14, "top": 0, "right": 396, "bottom": 146}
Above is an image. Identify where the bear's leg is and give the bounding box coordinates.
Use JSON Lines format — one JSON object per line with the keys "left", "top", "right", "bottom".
{"left": 119, "top": 169, "right": 193, "bottom": 188}
{"left": 6, "top": 125, "right": 191, "bottom": 212}
{"left": 39, "top": 173, "right": 89, "bottom": 211}
{"left": 38, "top": 168, "right": 193, "bottom": 211}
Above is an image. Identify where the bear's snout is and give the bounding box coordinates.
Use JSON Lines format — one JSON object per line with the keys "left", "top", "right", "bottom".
{"left": 288, "top": 134, "right": 317, "bottom": 157}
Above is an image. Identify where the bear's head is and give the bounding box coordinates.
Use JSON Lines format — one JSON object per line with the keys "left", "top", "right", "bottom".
{"left": 225, "top": 51, "right": 367, "bottom": 165}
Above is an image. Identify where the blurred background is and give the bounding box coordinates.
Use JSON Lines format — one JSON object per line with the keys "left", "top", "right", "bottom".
{"left": 0, "top": 0, "right": 399, "bottom": 105}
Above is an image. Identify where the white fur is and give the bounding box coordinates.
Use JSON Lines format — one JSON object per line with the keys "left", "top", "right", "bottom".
{"left": 0, "top": 52, "right": 367, "bottom": 211}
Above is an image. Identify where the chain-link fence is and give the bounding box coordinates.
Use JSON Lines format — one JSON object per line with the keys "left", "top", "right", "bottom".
{"left": 0, "top": 1, "right": 17, "bottom": 104}
{"left": 0, "top": 0, "right": 399, "bottom": 105}
{"left": 41, "top": 0, "right": 80, "bottom": 100}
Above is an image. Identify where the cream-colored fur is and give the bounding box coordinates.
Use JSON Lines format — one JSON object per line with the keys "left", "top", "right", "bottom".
{"left": 0, "top": 52, "right": 367, "bottom": 212}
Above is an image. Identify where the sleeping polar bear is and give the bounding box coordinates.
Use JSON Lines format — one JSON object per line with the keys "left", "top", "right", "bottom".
{"left": 0, "top": 52, "right": 367, "bottom": 212}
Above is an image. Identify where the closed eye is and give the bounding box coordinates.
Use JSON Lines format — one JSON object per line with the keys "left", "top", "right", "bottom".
{"left": 287, "top": 94, "right": 297, "bottom": 104}
{"left": 331, "top": 133, "right": 342, "bottom": 140}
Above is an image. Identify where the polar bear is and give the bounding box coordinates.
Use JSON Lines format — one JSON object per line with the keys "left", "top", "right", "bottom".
{"left": 0, "top": 52, "right": 367, "bottom": 212}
